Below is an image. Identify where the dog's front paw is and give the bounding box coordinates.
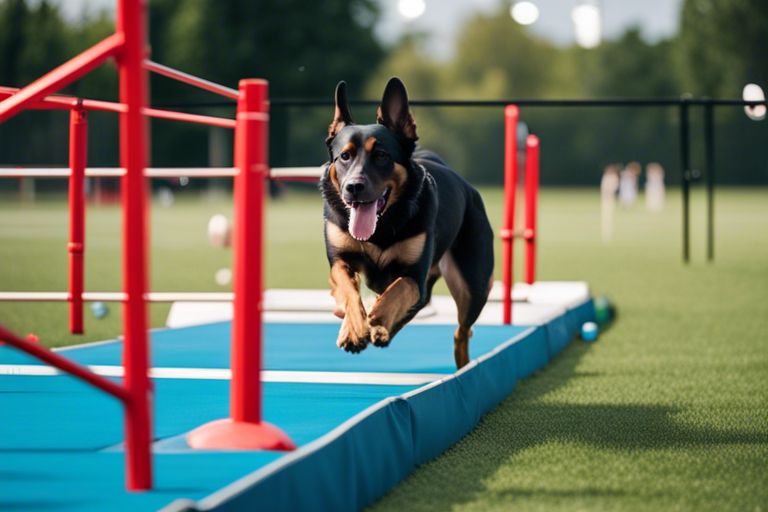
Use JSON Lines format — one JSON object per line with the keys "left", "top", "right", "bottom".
{"left": 369, "top": 325, "right": 390, "bottom": 348}
{"left": 336, "top": 316, "right": 370, "bottom": 353}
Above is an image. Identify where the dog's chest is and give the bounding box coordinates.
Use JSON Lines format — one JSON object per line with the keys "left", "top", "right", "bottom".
{"left": 326, "top": 222, "right": 425, "bottom": 267}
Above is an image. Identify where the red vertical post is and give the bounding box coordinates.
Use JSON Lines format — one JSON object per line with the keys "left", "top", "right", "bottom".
{"left": 186, "top": 79, "right": 295, "bottom": 451}
{"left": 116, "top": 0, "right": 152, "bottom": 491}
{"left": 501, "top": 105, "right": 519, "bottom": 325}
{"left": 232, "top": 79, "right": 268, "bottom": 423}
{"left": 68, "top": 107, "right": 87, "bottom": 334}
{"left": 524, "top": 135, "right": 539, "bottom": 285}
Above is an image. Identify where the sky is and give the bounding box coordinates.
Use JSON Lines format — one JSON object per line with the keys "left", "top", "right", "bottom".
{"left": 57, "top": 0, "right": 684, "bottom": 59}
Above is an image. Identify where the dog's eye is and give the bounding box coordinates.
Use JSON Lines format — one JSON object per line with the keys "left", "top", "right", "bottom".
{"left": 373, "top": 150, "right": 390, "bottom": 165}
{"left": 339, "top": 151, "right": 351, "bottom": 162}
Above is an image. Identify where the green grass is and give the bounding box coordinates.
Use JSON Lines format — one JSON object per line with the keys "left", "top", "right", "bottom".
{"left": 1, "top": 187, "right": 767, "bottom": 511}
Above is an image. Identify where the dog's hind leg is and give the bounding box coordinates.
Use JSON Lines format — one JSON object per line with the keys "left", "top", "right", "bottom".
{"left": 367, "top": 277, "right": 421, "bottom": 347}
{"left": 441, "top": 199, "right": 495, "bottom": 368}
{"left": 330, "top": 260, "right": 370, "bottom": 353}
{"left": 439, "top": 251, "right": 476, "bottom": 368}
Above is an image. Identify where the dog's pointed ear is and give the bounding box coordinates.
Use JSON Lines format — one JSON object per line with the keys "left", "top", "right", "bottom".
{"left": 377, "top": 77, "right": 418, "bottom": 141}
{"left": 327, "top": 81, "right": 354, "bottom": 141}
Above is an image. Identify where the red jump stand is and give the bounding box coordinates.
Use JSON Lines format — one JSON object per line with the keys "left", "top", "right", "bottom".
{"left": 500, "top": 106, "right": 540, "bottom": 325}
{"left": 186, "top": 80, "right": 295, "bottom": 452}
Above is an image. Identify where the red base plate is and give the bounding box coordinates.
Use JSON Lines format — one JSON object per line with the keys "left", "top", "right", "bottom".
{"left": 186, "top": 418, "right": 296, "bottom": 451}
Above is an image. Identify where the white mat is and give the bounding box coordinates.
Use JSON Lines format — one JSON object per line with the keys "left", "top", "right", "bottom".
{"left": 166, "top": 281, "right": 590, "bottom": 328}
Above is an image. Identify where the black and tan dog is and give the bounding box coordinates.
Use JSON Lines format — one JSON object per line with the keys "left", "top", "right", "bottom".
{"left": 320, "top": 77, "right": 494, "bottom": 369}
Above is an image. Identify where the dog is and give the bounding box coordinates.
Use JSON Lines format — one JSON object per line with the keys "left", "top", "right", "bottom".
{"left": 320, "top": 77, "right": 494, "bottom": 369}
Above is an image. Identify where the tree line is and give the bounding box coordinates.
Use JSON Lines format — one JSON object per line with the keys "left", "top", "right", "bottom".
{"left": 0, "top": 0, "right": 765, "bottom": 186}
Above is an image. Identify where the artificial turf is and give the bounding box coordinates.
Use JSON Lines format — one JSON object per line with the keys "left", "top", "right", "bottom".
{"left": 1, "top": 187, "right": 766, "bottom": 511}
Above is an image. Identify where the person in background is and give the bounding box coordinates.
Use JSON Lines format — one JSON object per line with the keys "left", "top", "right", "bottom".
{"left": 600, "top": 164, "right": 620, "bottom": 243}
{"left": 645, "top": 162, "right": 665, "bottom": 212}
{"left": 619, "top": 161, "right": 641, "bottom": 208}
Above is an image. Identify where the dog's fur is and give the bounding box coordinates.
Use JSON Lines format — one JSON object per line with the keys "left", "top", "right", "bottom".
{"left": 320, "top": 78, "right": 494, "bottom": 368}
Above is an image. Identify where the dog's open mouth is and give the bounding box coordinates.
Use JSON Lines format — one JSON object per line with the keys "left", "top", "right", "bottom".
{"left": 347, "top": 188, "right": 390, "bottom": 241}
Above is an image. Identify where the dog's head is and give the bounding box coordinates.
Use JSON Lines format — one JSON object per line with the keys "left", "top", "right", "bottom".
{"left": 324, "top": 77, "right": 419, "bottom": 241}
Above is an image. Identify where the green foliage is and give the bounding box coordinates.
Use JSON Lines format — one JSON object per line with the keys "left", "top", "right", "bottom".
{"left": 0, "top": 0, "right": 765, "bottom": 184}
{"left": 364, "top": 1, "right": 766, "bottom": 185}
{"left": 678, "top": 0, "right": 768, "bottom": 96}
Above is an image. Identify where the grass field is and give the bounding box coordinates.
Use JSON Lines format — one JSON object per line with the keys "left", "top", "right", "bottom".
{"left": 1, "top": 186, "right": 766, "bottom": 511}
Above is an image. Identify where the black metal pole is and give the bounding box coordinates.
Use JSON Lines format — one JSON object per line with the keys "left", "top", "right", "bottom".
{"left": 680, "top": 100, "right": 691, "bottom": 263}
{"left": 704, "top": 103, "right": 715, "bottom": 262}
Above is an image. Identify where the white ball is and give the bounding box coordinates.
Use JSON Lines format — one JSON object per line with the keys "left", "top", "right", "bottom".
{"left": 215, "top": 267, "right": 232, "bottom": 286}
{"left": 207, "top": 214, "right": 231, "bottom": 248}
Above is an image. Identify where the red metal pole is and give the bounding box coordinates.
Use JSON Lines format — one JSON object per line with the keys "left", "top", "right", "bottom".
{"left": 185, "top": 80, "right": 295, "bottom": 451}
{"left": 231, "top": 79, "right": 268, "bottom": 424}
{"left": 1, "top": 86, "right": 236, "bottom": 128}
{"left": 0, "top": 33, "right": 123, "bottom": 122}
{"left": 117, "top": 0, "right": 152, "bottom": 491}
{"left": 501, "top": 105, "right": 519, "bottom": 325}
{"left": 0, "top": 324, "right": 129, "bottom": 402}
{"left": 524, "top": 135, "right": 539, "bottom": 285}
{"left": 143, "top": 60, "right": 240, "bottom": 100}
{"left": 68, "top": 107, "right": 87, "bottom": 334}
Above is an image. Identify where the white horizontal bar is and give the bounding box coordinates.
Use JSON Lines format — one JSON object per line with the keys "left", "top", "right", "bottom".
{"left": 0, "top": 167, "right": 239, "bottom": 178}
{"left": 0, "top": 292, "right": 70, "bottom": 301}
{"left": 146, "top": 292, "right": 233, "bottom": 302}
{"left": 146, "top": 167, "right": 237, "bottom": 178}
{"left": 270, "top": 166, "right": 324, "bottom": 179}
{"left": 0, "top": 364, "right": 444, "bottom": 386}
{"left": 0, "top": 291, "right": 233, "bottom": 302}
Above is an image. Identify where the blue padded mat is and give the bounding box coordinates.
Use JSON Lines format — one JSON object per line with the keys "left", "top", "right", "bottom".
{"left": 0, "top": 299, "right": 595, "bottom": 511}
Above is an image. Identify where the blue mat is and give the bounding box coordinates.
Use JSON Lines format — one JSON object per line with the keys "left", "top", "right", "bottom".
{"left": 1, "top": 322, "right": 531, "bottom": 374}
{"left": 0, "top": 299, "right": 594, "bottom": 511}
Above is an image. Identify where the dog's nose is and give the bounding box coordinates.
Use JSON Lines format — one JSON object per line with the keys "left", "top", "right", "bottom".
{"left": 345, "top": 181, "right": 365, "bottom": 197}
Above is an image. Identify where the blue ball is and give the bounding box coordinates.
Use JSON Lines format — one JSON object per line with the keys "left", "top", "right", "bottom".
{"left": 581, "top": 321, "right": 598, "bottom": 342}
{"left": 90, "top": 301, "right": 109, "bottom": 319}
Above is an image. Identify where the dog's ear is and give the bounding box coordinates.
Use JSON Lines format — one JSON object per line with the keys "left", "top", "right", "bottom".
{"left": 327, "top": 81, "right": 354, "bottom": 142}
{"left": 377, "top": 77, "right": 418, "bottom": 141}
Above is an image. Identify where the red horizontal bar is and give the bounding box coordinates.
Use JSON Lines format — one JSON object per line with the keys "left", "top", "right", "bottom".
{"left": 0, "top": 324, "right": 129, "bottom": 402}
{"left": 0, "top": 87, "right": 234, "bottom": 128}
{"left": 0, "top": 33, "right": 124, "bottom": 122}
{"left": 0, "top": 87, "right": 126, "bottom": 113}
{"left": 145, "top": 107, "right": 235, "bottom": 129}
{"left": 144, "top": 60, "right": 239, "bottom": 100}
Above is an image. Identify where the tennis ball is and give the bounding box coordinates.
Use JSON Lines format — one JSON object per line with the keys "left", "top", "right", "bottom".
{"left": 581, "top": 321, "right": 598, "bottom": 342}
{"left": 207, "top": 214, "right": 231, "bottom": 248}
{"left": 90, "top": 301, "right": 109, "bottom": 319}
{"left": 215, "top": 267, "right": 232, "bottom": 286}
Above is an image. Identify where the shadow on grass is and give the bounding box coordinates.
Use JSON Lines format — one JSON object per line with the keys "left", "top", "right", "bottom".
{"left": 370, "top": 340, "right": 767, "bottom": 511}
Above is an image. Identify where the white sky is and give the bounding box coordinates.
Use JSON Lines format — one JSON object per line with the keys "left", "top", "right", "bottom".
{"left": 57, "top": 0, "right": 683, "bottom": 59}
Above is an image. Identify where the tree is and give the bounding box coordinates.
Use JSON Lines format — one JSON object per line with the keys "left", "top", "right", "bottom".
{"left": 677, "top": 0, "right": 768, "bottom": 96}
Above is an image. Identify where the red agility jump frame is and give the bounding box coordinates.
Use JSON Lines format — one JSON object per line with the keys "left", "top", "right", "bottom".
{"left": 0, "top": 0, "right": 537, "bottom": 488}
{"left": 501, "top": 105, "right": 540, "bottom": 324}
{"left": 0, "top": 0, "right": 294, "bottom": 491}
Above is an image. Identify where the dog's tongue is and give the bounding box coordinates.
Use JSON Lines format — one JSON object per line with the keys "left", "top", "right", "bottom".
{"left": 349, "top": 202, "right": 378, "bottom": 241}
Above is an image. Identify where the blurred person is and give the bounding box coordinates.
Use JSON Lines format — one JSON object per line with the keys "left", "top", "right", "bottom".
{"left": 619, "top": 161, "right": 641, "bottom": 207}
{"left": 600, "top": 164, "right": 620, "bottom": 243}
{"left": 645, "top": 162, "right": 665, "bottom": 212}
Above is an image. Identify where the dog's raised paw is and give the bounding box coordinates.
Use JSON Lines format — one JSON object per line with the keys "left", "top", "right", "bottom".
{"left": 370, "top": 325, "right": 390, "bottom": 347}
{"left": 337, "top": 336, "right": 369, "bottom": 353}
{"left": 336, "top": 326, "right": 370, "bottom": 353}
